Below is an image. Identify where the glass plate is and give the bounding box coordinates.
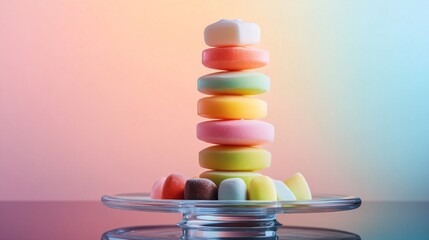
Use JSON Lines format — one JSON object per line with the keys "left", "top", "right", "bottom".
{"left": 102, "top": 192, "right": 361, "bottom": 215}
{"left": 102, "top": 192, "right": 361, "bottom": 238}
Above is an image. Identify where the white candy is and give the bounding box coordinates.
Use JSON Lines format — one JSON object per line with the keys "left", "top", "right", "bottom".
{"left": 284, "top": 172, "right": 312, "bottom": 200}
{"left": 204, "top": 19, "right": 260, "bottom": 47}
{"left": 218, "top": 178, "right": 247, "bottom": 200}
{"left": 272, "top": 180, "right": 296, "bottom": 201}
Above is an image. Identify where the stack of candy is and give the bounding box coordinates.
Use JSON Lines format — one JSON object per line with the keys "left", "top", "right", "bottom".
{"left": 198, "top": 19, "right": 275, "bottom": 200}
{"left": 150, "top": 19, "right": 312, "bottom": 201}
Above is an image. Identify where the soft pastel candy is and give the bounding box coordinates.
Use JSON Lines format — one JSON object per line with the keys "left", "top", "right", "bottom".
{"left": 198, "top": 96, "right": 267, "bottom": 120}
{"left": 204, "top": 19, "right": 260, "bottom": 47}
{"left": 199, "top": 171, "right": 261, "bottom": 187}
{"left": 284, "top": 172, "right": 312, "bottom": 200}
{"left": 218, "top": 178, "right": 247, "bottom": 200}
{"left": 184, "top": 178, "right": 218, "bottom": 200}
{"left": 197, "top": 120, "right": 274, "bottom": 146}
{"left": 199, "top": 145, "right": 271, "bottom": 171}
{"left": 202, "top": 47, "right": 269, "bottom": 71}
{"left": 272, "top": 179, "right": 296, "bottom": 201}
{"left": 248, "top": 176, "right": 277, "bottom": 200}
{"left": 161, "top": 173, "right": 188, "bottom": 199}
{"left": 197, "top": 71, "right": 270, "bottom": 95}
{"left": 198, "top": 71, "right": 270, "bottom": 95}
{"left": 150, "top": 177, "right": 166, "bottom": 199}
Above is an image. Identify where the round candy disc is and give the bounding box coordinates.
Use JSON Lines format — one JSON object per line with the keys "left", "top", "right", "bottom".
{"left": 199, "top": 145, "right": 271, "bottom": 171}
{"left": 198, "top": 71, "right": 270, "bottom": 95}
{"left": 202, "top": 47, "right": 269, "bottom": 71}
{"left": 198, "top": 96, "right": 267, "bottom": 120}
{"left": 197, "top": 120, "right": 274, "bottom": 146}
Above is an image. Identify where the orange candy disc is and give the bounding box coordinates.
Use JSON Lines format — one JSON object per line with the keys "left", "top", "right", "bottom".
{"left": 202, "top": 47, "right": 269, "bottom": 71}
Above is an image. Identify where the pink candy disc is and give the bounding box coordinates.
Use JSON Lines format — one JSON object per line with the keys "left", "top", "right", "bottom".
{"left": 196, "top": 120, "right": 274, "bottom": 146}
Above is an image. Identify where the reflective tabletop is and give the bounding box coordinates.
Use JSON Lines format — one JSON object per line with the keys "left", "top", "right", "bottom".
{"left": 0, "top": 201, "right": 428, "bottom": 239}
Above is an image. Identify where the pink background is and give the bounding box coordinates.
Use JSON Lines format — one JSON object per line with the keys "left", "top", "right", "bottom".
{"left": 1, "top": 1, "right": 428, "bottom": 201}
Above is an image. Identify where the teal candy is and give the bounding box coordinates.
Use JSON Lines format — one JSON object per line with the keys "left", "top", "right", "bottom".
{"left": 198, "top": 71, "right": 270, "bottom": 95}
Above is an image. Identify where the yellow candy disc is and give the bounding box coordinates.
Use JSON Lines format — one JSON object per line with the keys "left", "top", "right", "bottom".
{"left": 197, "top": 96, "right": 267, "bottom": 119}
{"left": 199, "top": 171, "right": 261, "bottom": 187}
{"left": 248, "top": 175, "right": 277, "bottom": 200}
{"left": 199, "top": 145, "right": 271, "bottom": 171}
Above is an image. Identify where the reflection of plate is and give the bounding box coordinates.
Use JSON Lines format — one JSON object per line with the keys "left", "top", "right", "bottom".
{"left": 101, "top": 225, "right": 361, "bottom": 240}
{"left": 102, "top": 192, "right": 361, "bottom": 214}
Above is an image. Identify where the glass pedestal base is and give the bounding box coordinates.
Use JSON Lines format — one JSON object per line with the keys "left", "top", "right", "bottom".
{"left": 178, "top": 214, "right": 281, "bottom": 238}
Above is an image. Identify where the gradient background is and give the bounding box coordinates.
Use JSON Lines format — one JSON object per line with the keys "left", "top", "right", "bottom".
{"left": 1, "top": 0, "right": 428, "bottom": 201}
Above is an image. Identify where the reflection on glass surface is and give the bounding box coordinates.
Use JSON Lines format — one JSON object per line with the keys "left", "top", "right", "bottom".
{"left": 101, "top": 225, "right": 361, "bottom": 240}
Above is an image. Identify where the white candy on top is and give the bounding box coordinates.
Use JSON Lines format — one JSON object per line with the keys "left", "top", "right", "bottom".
{"left": 204, "top": 19, "right": 260, "bottom": 47}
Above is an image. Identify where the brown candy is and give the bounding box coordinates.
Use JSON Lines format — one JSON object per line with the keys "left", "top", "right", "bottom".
{"left": 184, "top": 178, "right": 218, "bottom": 200}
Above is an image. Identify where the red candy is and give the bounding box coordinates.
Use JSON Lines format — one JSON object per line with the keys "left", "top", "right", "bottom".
{"left": 161, "top": 173, "right": 188, "bottom": 199}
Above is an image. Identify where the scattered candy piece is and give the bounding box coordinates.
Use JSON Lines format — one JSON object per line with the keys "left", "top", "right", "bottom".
{"left": 161, "top": 173, "right": 188, "bottom": 199}
{"left": 199, "top": 145, "right": 271, "bottom": 171}
{"left": 204, "top": 19, "right": 260, "bottom": 47}
{"left": 198, "top": 71, "right": 270, "bottom": 95}
{"left": 197, "top": 120, "right": 274, "bottom": 146}
{"left": 199, "top": 170, "right": 261, "bottom": 187}
{"left": 184, "top": 178, "right": 218, "bottom": 200}
{"left": 218, "top": 178, "right": 247, "bottom": 200}
{"left": 202, "top": 47, "right": 269, "bottom": 71}
{"left": 150, "top": 177, "right": 166, "bottom": 199}
{"left": 272, "top": 179, "right": 296, "bottom": 201}
{"left": 198, "top": 96, "right": 267, "bottom": 120}
{"left": 284, "top": 172, "right": 312, "bottom": 200}
{"left": 248, "top": 176, "right": 277, "bottom": 200}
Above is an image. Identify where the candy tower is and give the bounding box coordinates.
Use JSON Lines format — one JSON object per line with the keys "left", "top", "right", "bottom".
{"left": 197, "top": 19, "right": 276, "bottom": 200}
{"left": 150, "top": 19, "right": 312, "bottom": 201}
